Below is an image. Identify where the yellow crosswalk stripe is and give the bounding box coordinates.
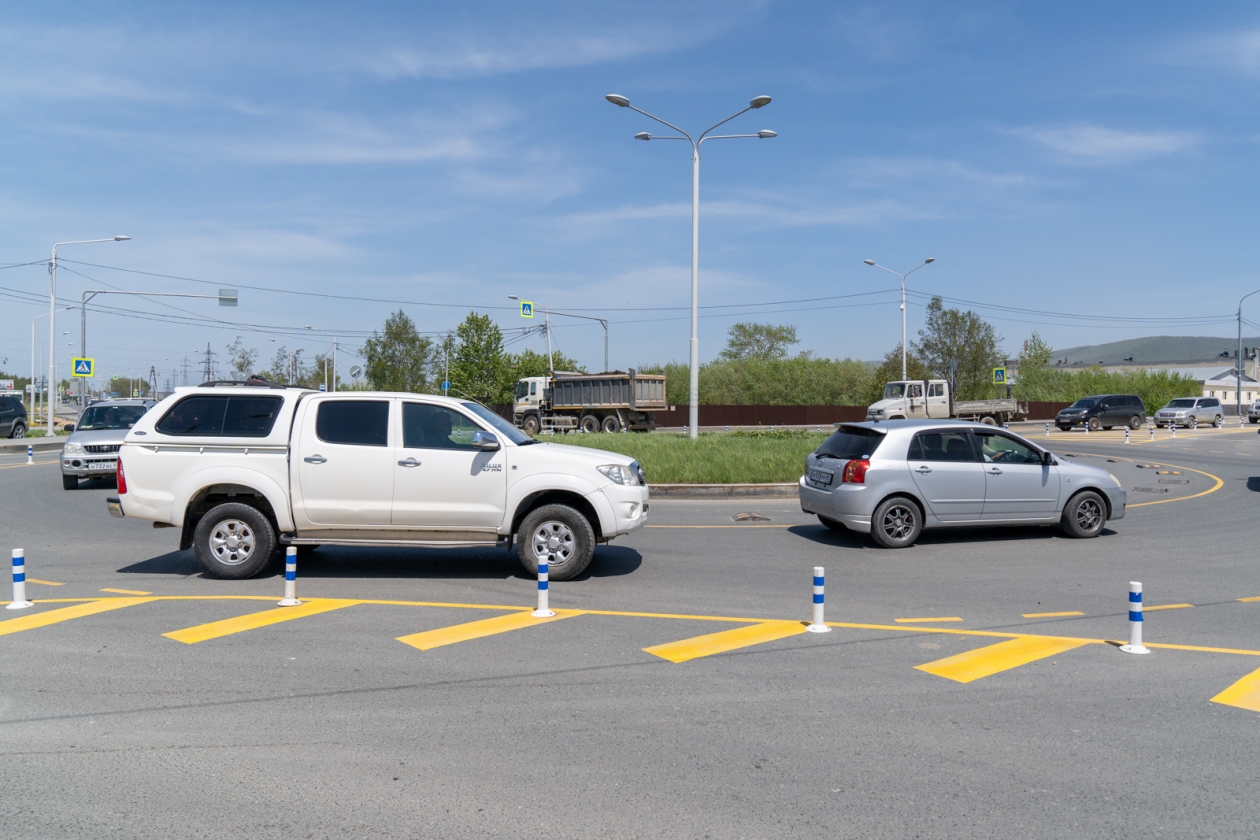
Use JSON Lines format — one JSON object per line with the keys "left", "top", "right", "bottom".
{"left": 915, "top": 635, "right": 1092, "bottom": 683}
{"left": 163, "top": 598, "right": 360, "bottom": 644}
{"left": 1144, "top": 603, "right": 1193, "bottom": 611}
{"left": 396, "top": 609, "right": 581, "bottom": 651}
{"left": 644, "top": 620, "right": 809, "bottom": 663}
{"left": 1211, "top": 666, "right": 1260, "bottom": 713}
{"left": 25, "top": 579, "right": 63, "bottom": 586}
{"left": 896, "top": 616, "right": 962, "bottom": 623}
{"left": 0, "top": 597, "right": 155, "bottom": 636}
{"left": 101, "top": 588, "right": 151, "bottom": 595}
{"left": 1022, "top": 611, "right": 1084, "bottom": 618}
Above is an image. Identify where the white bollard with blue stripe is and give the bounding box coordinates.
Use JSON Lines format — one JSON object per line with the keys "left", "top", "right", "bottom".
{"left": 1045, "top": 422, "right": 1050, "bottom": 437}
{"left": 1119, "top": 581, "right": 1150, "bottom": 654}
{"left": 7, "top": 549, "right": 33, "bottom": 610}
{"left": 1125, "top": 427, "right": 1130, "bottom": 444}
{"left": 531, "top": 559, "right": 555, "bottom": 617}
{"left": 26, "top": 445, "right": 33, "bottom": 465}
{"left": 277, "top": 546, "right": 301, "bottom": 606}
{"left": 807, "top": 566, "right": 831, "bottom": 633}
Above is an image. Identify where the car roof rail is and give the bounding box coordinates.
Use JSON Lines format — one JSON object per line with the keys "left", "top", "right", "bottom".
{"left": 197, "top": 377, "right": 294, "bottom": 390}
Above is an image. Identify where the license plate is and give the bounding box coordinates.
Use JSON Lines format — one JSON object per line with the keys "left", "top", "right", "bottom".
{"left": 87, "top": 461, "right": 115, "bottom": 471}
{"left": 809, "top": 469, "right": 833, "bottom": 485}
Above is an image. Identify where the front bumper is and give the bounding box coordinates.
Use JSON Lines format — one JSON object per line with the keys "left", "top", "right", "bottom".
{"left": 1056, "top": 414, "right": 1085, "bottom": 426}
{"left": 600, "top": 483, "right": 651, "bottom": 537}
{"left": 62, "top": 454, "right": 117, "bottom": 478}
{"left": 798, "top": 476, "right": 875, "bottom": 533}
{"left": 1102, "top": 486, "right": 1126, "bottom": 521}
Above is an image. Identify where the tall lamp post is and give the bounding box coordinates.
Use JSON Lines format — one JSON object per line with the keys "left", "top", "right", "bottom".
{"left": 862, "top": 258, "right": 935, "bottom": 379}
{"left": 47, "top": 236, "right": 130, "bottom": 435}
{"left": 1237, "top": 288, "right": 1260, "bottom": 419}
{"left": 606, "top": 93, "right": 776, "bottom": 438}
{"left": 508, "top": 295, "right": 610, "bottom": 372}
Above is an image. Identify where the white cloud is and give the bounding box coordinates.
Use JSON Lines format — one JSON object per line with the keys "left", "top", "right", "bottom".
{"left": 1008, "top": 125, "right": 1200, "bottom": 163}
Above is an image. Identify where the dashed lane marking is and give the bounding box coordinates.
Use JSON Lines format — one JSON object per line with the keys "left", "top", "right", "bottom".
{"left": 1145, "top": 603, "right": 1194, "bottom": 611}
{"left": 644, "top": 620, "right": 808, "bottom": 663}
{"left": 0, "top": 460, "right": 59, "bottom": 470}
{"left": 1240, "top": 596, "right": 1260, "bottom": 603}
{"left": 0, "top": 597, "right": 155, "bottom": 636}
{"left": 896, "top": 616, "right": 963, "bottom": 623}
{"left": 915, "top": 636, "right": 1093, "bottom": 684}
{"left": 645, "top": 524, "right": 794, "bottom": 529}
{"left": 397, "top": 609, "right": 582, "bottom": 651}
{"left": 25, "top": 579, "right": 63, "bottom": 586}
{"left": 163, "top": 598, "right": 361, "bottom": 644}
{"left": 1022, "top": 611, "right": 1085, "bottom": 618}
{"left": 101, "top": 588, "right": 151, "bottom": 595}
{"left": 1211, "top": 667, "right": 1260, "bottom": 713}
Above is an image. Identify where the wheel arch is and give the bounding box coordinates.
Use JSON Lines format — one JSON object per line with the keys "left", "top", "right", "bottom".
{"left": 510, "top": 489, "right": 605, "bottom": 544}
{"left": 1064, "top": 485, "right": 1112, "bottom": 519}
{"left": 874, "top": 490, "right": 927, "bottom": 522}
{"left": 178, "top": 481, "right": 286, "bottom": 552}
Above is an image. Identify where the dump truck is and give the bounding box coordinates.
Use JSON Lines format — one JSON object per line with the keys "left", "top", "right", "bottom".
{"left": 513, "top": 369, "right": 668, "bottom": 435}
{"left": 866, "top": 379, "right": 1026, "bottom": 425}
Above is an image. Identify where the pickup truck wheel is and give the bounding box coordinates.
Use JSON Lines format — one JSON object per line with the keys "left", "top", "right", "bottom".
{"left": 62, "top": 474, "right": 78, "bottom": 490}
{"left": 1061, "top": 491, "right": 1106, "bottom": 539}
{"left": 194, "top": 503, "right": 275, "bottom": 579}
{"left": 870, "top": 497, "right": 921, "bottom": 548}
{"left": 1128, "top": 415, "right": 1142, "bottom": 430}
{"left": 601, "top": 415, "right": 621, "bottom": 433}
{"left": 579, "top": 415, "right": 599, "bottom": 434}
{"left": 979, "top": 416, "right": 997, "bottom": 426}
{"left": 522, "top": 414, "right": 540, "bottom": 436}
{"left": 517, "top": 504, "right": 595, "bottom": 581}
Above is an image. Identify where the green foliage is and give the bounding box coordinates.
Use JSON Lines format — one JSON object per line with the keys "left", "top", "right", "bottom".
{"left": 363, "top": 310, "right": 435, "bottom": 393}
{"left": 862, "top": 344, "right": 934, "bottom": 405}
{"left": 555, "top": 431, "right": 830, "bottom": 484}
{"left": 1013, "top": 366, "right": 1201, "bottom": 414}
{"left": 224, "top": 336, "right": 258, "bottom": 378}
{"left": 913, "top": 296, "right": 1004, "bottom": 399}
{"left": 719, "top": 322, "right": 800, "bottom": 362}
{"left": 639, "top": 357, "right": 873, "bottom": 407}
{"left": 1018, "top": 331, "right": 1054, "bottom": 371}
{"left": 449, "top": 312, "right": 506, "bottom": 404}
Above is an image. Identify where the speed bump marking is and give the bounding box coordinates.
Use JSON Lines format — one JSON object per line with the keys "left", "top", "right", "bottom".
{"left": 163, "top": 598, "right": 361, "bottom": 644}
{"left": 915, "top": 636, "right": 1092, "bottom": 683}
{"left": 1211, "top": 667, "right": 1260, "bottom": 713}
{"left": 0, "top": 597, "right": 155, "bottom": 636}
{"left": 397, "top": 609, "right": 582, "bottom": 651}
{"left": 644, "top": 620, "right": 808, "bottom": 663}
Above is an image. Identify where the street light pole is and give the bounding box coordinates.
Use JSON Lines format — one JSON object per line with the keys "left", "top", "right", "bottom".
{"left": 607, "top": 93, "right": 776, "bottom": 438}
{"left": 47, "top": 236, "right": 130, "bottom": 435}
{"left": 863, "top": 258, "right": 936, "bottom": 379}
{"left": 1237, "top": 289, "right": 1260, "bottom": 419}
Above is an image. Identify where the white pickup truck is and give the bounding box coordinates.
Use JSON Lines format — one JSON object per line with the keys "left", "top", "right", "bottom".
{"left": 107, "top": 382, "right": 649, "bottom": 581}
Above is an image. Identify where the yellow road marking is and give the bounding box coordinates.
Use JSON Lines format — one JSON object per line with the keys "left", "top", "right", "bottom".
{"left": 25, "top": 579, "right": 63, "bottom": 586}
{"left": 1210, "top": 450, "right": 1224, "bottom": 454}
{"left": 0, "top": 597, "right": 154, "bottom": 636}
{"left": 1022, "top": 611, "right": 1084, "bottom": 618}
{"left": 1240, "top": 596, "right": 1260, "bottom": 603}
{"left": 645, "top": 524, "right": 794, "bottom": 529}
{"left": 644, "top": 620, "right": 808, "bottom": 663}
{"left": 0, "top": 460, "right": 59, "bottom": 470}
{"left": 101, "top": 587, "right": 151, "bottom": 595}
{"left": 915, "top": 636, "right": 1093, "bottom": 683}
{"left": 1210, "top": 666, "right": 1260, "bottom": 713}
{"left": 396, "top": 609, "right": 581, "bottom": 651}
{"left": 896, "top": 616, "right": 963, "bottom": 624}
{"left": 1081, "top": 454, "right": 1223, "bottom": 509}
{"left": 1145, "top": 603, "right": 1193, "bottom": 611}
{"left": 163, "top": 598, "right": 360, "bottom": 644}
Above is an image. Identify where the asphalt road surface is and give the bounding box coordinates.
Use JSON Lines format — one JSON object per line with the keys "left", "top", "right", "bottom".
{"left": 1, "top": 426, "right": 1258, "bottom": 839}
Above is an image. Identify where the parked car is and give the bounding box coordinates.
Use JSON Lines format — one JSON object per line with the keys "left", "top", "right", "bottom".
{"left": 1249, "top": 400, "right": 1260, "bottom": 424}
{"left": 60, "top": 400, "right": 152, "bottom": 489}
{"left": 799, "top": 420, "right": 1125, "bottom": 548}
{"left": 1055, "top": 394, "right": 1146, "bottom": 432}
{"left": 0, "top": 395, "right": 28, "bottom": 438}
{"left": 1153, "top": 397, "right": 1223, "bottom": 429}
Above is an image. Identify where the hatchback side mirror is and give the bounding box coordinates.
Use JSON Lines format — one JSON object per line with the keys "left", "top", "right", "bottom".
{"left": 471, "top": 430, "right": 500, "bottom": 451}
{"left": 1041, "top": 451, "right": 1054, "bottom": 466}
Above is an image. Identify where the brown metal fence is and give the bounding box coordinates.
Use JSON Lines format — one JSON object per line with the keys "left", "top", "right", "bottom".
{"left": 497, "top": 402, "right": 1073, "bottom": 426}
{"left": 1025, "top": 401, "right": 1072, "bottom": 420}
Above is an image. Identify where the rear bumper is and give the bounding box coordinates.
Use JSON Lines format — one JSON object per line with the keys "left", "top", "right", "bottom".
{"left": 106, "top": 496, "right": 125, "bottom": 518}
{"left": 798, "top": 476, "right": 874, "bottom": 533}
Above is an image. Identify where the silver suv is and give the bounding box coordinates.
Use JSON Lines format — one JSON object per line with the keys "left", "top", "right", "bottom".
{"left": 1153, "top": 397, "right": 1223, "bottom": 429}
{"left": 1248, "top": 399, "right": 1260, "bottom": 424}
{"left": 798, "top": 420, "right": 1126, "bottom": 548}
{"left": 61, "top": 400, "right": 153, "bottom": 489}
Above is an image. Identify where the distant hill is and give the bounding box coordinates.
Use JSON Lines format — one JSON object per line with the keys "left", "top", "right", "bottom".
{"left": 1051, "top": 336, "right": 1260, "bottom": 366}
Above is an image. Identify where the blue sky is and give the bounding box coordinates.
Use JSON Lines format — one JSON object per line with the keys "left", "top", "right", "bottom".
{"left": 4, "top": 1, "right": 1260, "bottom": 386}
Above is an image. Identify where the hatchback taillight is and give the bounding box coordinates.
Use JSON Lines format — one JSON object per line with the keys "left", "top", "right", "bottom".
{"left": 116, "top": 456, "right": 127, "bottom": 495}
{"left": 842, "top": 458, "right": 869, "bottom": 484}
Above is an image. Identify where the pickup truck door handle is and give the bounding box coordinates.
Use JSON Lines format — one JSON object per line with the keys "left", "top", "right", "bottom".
{"left": 915, "top": 466, "right": 932, "bottom": 474}
{"left": 987, "top": 467, "right": 1003, "bottom": 475}
{"left": 303, "top": 455, "right": 327, "bottom": 464}
{"left": 397, "top": 457, "right": 421, "bottom": 467}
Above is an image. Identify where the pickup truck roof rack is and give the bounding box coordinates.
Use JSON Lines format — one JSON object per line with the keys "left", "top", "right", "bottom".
{"left": 196, "top": 377, "right": 299, "bottom": 390}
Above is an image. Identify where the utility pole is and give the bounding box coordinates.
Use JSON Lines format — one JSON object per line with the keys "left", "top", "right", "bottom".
{"left": 148, "top": 366, "right": 158, "bottom": 398}
{"left": 201, "top": 343, "right": 215, "bottom": 383}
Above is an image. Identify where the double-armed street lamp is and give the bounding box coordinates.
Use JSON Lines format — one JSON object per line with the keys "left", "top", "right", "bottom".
{"left": 606, "top": 93, "right": 777, "bottom": 439}
{"left": 863, "top": 258, "right": 936, "bottom": 380}
{"left": 508, "top": 295, "right": 610, "bottom": 373}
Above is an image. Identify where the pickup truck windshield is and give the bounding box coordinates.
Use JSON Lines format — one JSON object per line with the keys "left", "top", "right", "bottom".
{"left": 76, "top": 405, "right": 148, "bottom": 430}
{"left": 462, "top": 402, "right": 535, "bottom": 445}
{"left": 883, "top": 383, "right": 905, "bottom": 399}
{"left": 815, "top": 426, "right": 885, "bottom": 460}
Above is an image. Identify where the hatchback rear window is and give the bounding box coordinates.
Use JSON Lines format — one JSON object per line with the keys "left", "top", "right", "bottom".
{"left": 156, "top": 395, "right": 283, "bottom": 437}
{"left": 815, "top": 426, "right": 885, "bottom": 460}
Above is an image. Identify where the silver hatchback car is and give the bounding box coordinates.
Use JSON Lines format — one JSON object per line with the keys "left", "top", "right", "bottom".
{"left": 799, "top": 420, "right": 1126, "bottom": 548}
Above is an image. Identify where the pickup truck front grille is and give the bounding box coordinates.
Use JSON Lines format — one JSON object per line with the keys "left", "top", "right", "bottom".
{"left": 85, "top": 444, "right": 121, "bottom": 454}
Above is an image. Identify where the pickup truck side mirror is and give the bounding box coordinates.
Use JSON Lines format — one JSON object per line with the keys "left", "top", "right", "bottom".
{"left": 471, "top": 430, "right": 500, "bottom": 451}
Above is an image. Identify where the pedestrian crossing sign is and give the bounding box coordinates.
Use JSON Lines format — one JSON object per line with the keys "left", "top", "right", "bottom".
{"left": 520, "top": 301, "right": 534, "bottom": 318}
{"left": 992, "top": 367, "right": 1007, "bottom": 385}
{"left": 72, "top": 358, "right": 95, "bottom": 378}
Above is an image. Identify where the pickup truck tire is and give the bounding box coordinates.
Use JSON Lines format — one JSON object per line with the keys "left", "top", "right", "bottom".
{"left": 1061, "top": 491, "right": 1106, "bottom": 539}
{"left": 62, "top": 474, "right": 78, "bottom": 490}
{"left": 601, "top": 415, "right": 621, "bottom": 433}
{"left": 579, "top": 415, "right": 599, "bottom": 434}
{"left": 517, "top": 504, "right": 595, "bottom": 581}
{"left": 870, "top": 497, "right": 922, "bottom": 549}
{"left": 193, "top": 502, "right": 276, "bottom": 579}
{"left": 979, "top": 416, "right": 997, "bottom": 426}
{"left": 522, "top": 414, "right": 540, "bottom": 436}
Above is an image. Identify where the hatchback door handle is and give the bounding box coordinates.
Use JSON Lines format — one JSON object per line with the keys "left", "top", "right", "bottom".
{"left": 988, "top": 467, "right": 1003, "bottom": 475}
{"left": 915, "top": 466, "right": 932, "bottom": 474}
{"left": 397, "top": 457, "right": 421, "bottom": 467}
{"left": 303, "top": 455, "right": 327, "bottom": 464}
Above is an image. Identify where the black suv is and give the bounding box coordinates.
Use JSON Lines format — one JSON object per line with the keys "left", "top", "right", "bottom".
{"left": 1056, "top": 394, "right": 1146, "bottom": 432}
{"left": 0, "top": 395, "right": 29, "bottom": 438}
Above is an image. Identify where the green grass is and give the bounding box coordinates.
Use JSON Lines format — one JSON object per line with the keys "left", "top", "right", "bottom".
{"left": 544, "top": 429, "right": 829, "bottom": 484}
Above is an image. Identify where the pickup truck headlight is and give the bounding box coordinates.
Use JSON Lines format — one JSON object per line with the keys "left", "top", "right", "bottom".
{"left": 598, "top": 463, "right": 643, "bottom": 486}
{"left": 63, "top": 442, "right": 84, "bottom": 455}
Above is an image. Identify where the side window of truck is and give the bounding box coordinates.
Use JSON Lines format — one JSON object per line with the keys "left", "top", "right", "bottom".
{"left": 315, "top": 400, "right": 389, "bottom": 447}
{"left": 530, "top": 382, "right": 537, "bottom": 396}
{"left": 156, "top": 395, "right": 283, "bottom": 437}
{"left": 928, "top": 383, "right": 944, "bottom": 397}
{"left": 402, "top": 403, "right": 480, "bottom": 450}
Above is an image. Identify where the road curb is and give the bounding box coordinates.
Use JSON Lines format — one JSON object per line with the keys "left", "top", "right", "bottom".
{"left": 0, "top": 439, "right": 64, "bottom": 453}
{"left": 649, "top": 483, "right": 798, "bottom": 499}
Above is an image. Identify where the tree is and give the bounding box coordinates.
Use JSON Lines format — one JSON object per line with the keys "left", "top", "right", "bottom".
{"left": 263, "top": 345, "right": 294, "bottom": 384}
{"left": 912, "top": 296, "right": 1004, "bottom": 400}
{"left": 362, "top": 309, "right": 435, "bottom": 393}
{"left": 224, "top": 336, "right": 258, "bottom": 379}
{"left": 719, "top": 322, "right": 800, "bottom": 362}
{"left": 863, "top": 344, "right": 934, "bottom": 405}
{"left": 1018, "top": 331, "right": 1053, "bottom": 371}
{"left": 449, "top": 312, "right": 507, "bottom": 404}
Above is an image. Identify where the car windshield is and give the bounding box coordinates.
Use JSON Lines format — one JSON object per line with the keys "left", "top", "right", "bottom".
{"left": 514, "top": 381, "right": 529, "bottom": 399}
{"left": 883, "top": 383, "right": 905, "bottom": 399}
{"left": 461, "top": 402, "right": 535, "bottom": 445}
{"left": 1070, "top": 398, "right": 1097, "bottom": 408}
{"left": 76, "top": 405, "right": 147, "bottom": 430}
{"left": 1165, "top": 399, "right": 1196, "bottom": 408}
{"left": 815, "top": 426, "right": 885, "bottom": 460}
